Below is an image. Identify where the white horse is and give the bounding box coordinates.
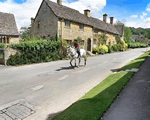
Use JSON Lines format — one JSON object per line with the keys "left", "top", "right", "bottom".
{"left": 66, "top": 46, "right": 87, "bottom": 67}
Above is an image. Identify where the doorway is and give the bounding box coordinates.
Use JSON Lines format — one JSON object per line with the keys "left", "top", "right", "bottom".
{"left": 87, "top": 38, "right": 91, "bottom": 51}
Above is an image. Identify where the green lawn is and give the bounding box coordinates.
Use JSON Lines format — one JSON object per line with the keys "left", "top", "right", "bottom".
{"left": 119, "top": 51, "right": 150, "bottom": 71}
{"left": 52, "top": 72, "right": 134, "bottom": 120}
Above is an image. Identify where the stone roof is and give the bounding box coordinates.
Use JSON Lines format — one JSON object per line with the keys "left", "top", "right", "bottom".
{"left": 0, "top": 12, "right": 19, "bottom": 36}
{"left": 45, "top": 0, "right": 121, "bottom": 35}
{"left": 114, "top": 25, "right": 124, "bottom": 36}
{"left": 132, "top": 35, "right": 138, "bottom": 40}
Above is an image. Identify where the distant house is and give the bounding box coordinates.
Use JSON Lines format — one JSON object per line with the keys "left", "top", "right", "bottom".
{"left": 0, "top": 12, "right": 19, "bottom": 45}
{"left": 132, "top": 34, "right": 147, "bottom": 43}
{"left": 30, "top": 0, "right": 124, "bottom": 52}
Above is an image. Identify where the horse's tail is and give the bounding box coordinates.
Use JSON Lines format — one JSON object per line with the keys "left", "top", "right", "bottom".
{"left": 84, "top": 55, "right": 87, "bottom": 66}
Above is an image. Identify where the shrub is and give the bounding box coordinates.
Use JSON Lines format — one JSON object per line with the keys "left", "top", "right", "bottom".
{"left": 128, "top": 42, "right": 148, "bottom": 49}
{"left": 0, "top": 43, "right": 6, "bottom": 49}
{"left": 7, "top": 38, "right": 65, "bottom": 66}
{"left": 92, "top": 47, "right": 99, "bottom": 54}
{"left": 112, "top": 44, "right": 118, "bottom": 51}
{"left": 106, "top": 45, "right": 113, "bottom": 53}
{"left": 99, "top": 45, "right": 108, "bottom": 54}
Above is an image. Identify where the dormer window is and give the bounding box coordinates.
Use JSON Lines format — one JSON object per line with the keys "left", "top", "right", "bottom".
{"left": 65, "top": 20, "right": 70, "bottom": 28}
{"left": 80, "top": 24, "right": 84, "bottom": 31}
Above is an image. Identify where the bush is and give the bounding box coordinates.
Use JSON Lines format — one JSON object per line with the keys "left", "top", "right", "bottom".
{"left": 99, "top": 45, "right": 108, "bottom": 54}
{"left": 112, "top": 44, "right": 118, "bottom": 51}
{"left": 128, "top": 42, "right": 148, "bottom": 49}
{"left": 7, "top": 38, "right": 65, "bottom": 66}
{"left": 0, "top": 43, "right": 6, "bottom": 48}
{"left": 92, "top": 47, "right": 99, "bottom": 54}
{"left": 106, "top": 45, "right": 113, "bottom": 53}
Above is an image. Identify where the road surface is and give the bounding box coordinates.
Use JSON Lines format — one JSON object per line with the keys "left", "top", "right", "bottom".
{"left": 0, "top": 48, "right": 149, "bottom": 120}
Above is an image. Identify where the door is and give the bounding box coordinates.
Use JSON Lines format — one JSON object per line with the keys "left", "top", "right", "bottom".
{"left": 87, "top": 38, "right": 91, "bottom": 51}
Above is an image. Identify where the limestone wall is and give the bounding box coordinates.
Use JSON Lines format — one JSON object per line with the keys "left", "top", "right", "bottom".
{"left": 0, "top": 47, "right": 20, "bottom": 65}
{"left": 10, "top": 37, "right": 19, "bottom": 44}
{"left": 30, "top": 1, "right": 58, "bottom": 40}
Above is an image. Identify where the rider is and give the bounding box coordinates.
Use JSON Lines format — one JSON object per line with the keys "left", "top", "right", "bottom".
{"left": 74, "top": 40, "right": 80, "bottom": 58}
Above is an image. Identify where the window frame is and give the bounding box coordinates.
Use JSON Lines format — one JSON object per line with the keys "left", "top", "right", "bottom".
{"left": 65, "top": 20, "right": 71, "bottom": 28}
{"left": 79, "top": 24, "right": 84, "bottom": 31}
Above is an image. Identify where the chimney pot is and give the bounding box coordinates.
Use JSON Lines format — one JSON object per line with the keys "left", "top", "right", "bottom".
{"left": 103, "top": 14, "right": 107, "bottom": 23}
{"left": 84, "top": 9, "right": 90, "bottom": 17}
{"left": 110, "top": 17, "right": 114, "bottom": 25}
{"left": 57, "top": 0, "right": 62, "bottom": 5}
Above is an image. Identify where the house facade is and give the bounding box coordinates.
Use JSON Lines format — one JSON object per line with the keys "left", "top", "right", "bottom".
{"left": 132, "top": 34, "right": 147, "bottom": 43}
{"left": 30, "top": 0, "right": 124, "bottom": 52}
{"left": 0, "top": 12, "right": 19, "bottom": 45}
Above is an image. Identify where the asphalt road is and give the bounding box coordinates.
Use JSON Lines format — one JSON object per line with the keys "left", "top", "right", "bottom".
{"left": 0, "top": 47, "right": 149, "bottom": 120}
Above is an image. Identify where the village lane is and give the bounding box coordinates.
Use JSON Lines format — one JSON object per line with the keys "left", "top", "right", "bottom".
{"left": 0, "top": 47, "right": 150, "bottom": 120}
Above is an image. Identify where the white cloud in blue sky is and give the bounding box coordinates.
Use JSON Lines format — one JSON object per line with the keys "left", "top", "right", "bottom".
{"left": 130, "top": 15, "right": 138, "bottom": 18}
{"left": 0, "top": 0, "right": 150, "bottom": 29}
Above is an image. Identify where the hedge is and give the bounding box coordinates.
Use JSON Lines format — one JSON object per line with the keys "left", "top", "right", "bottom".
{"left": 7, "top": 39, "right": 65, "bottom": 66}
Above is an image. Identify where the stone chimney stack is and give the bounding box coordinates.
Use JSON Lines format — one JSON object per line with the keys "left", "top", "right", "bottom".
{"left": 103, "top": 14, "right": 107, "bottom": 23}
{"left": 110, "top": 17, "right": 114, "bottom": 25}
{"left": 84, "top": 9, "right": 90, "bottom": 17}
{"left": 57, "top": 0, "right": 62, "bottom": 5}
{"left": 31, "top": 17, "right": 35, "bottom": 24}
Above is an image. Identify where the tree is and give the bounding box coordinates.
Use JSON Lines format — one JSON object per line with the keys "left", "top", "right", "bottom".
{"left": 114, "top": 21, "right": 124, "bottom": 26}
{"left": 21, "top": 29, "right": 30, "bottom": 41}
{"left": 124, "top": 27, "right": 132, "bottom": 43}
{"left": 115, "top": 35, "right": 121, "bottom": 44}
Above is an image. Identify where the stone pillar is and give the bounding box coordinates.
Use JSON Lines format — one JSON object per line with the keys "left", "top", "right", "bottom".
{"left": 2, "top": 36, "right": 4, "bottom": 43}
{"left": 84, "top": 9, "right": 90, "bottom": 17}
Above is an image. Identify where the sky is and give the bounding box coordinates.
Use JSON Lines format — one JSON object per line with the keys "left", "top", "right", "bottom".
{"left": 0, "top": 0, "right": 150, "bottom": 30}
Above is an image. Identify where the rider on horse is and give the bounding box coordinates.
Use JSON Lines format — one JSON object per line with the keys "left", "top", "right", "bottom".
{"left": 74, "top": 40, "right": 80, "bottom": 58}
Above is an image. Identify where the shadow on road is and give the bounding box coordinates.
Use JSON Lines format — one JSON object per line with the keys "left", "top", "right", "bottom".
{"left": 56, "top": 66, "right": 74, "bottom": 71}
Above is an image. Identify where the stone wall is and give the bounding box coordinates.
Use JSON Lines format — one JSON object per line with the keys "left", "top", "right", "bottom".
{"left": 0, "top": 47, "right": 20, "bottom": 65}
{"left": 58, "top": 20, "right": 93, "bottom": 51}
{"left": 10, "top": 37, "right": 19, "bottom": 44}
{"left": 30, "top": 1, "right": 58, "bottom": 40}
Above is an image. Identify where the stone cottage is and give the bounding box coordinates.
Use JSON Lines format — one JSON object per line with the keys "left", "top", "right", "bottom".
{"left": 30, "top": 0, "right": 124, "bottom": 52}
{"left": 0, "top": 12, "right": 19, "bottom": 44}
{"left": 132, "top": 34, "right": 147, "bottom": 43}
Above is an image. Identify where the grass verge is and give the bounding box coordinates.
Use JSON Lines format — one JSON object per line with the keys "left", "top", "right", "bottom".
{"left": 119, "top": 51, "right": 150, "bottom": 71}
{"left": 52, "top": 72, "right": 134, "bottom": 120}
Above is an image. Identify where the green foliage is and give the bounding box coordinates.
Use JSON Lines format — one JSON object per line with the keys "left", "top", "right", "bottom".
{"left": 96, "top": 33, "right": 108, "bottom": 46}
{"left": 99, "top": 45, "right": 108, "bottom": 54}
{"left": 115, "top": 35, "right": 121, "bottom": 44}
{"left": 7, "top": 38, "right": 65, "bottom": 66}
{"left": 128, "top": 42, "right": 148, "bottom": 48}
{"left": 106, "top": 45, "right": 113, "bottom": 53}
{"left": 92, "top": 47, "right": 99, "bottom": 54}
{"left": 21, "top": 28, "right": 30, "bottom": 41}
{"left": 124, "top": 27, "right": 132, "bottom": 43}
{"left": 111, "top": 44, "right": 119, "bottom": 51}
{"left": 0, "top": 43, "right": 6, "bottom": 48}
{"left": 76, "top": 36, "right": 82, "bottom": 43}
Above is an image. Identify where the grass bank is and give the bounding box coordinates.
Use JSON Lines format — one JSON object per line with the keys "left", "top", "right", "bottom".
{"left": 52, "top": 72, "right": 134, "bottom": 120}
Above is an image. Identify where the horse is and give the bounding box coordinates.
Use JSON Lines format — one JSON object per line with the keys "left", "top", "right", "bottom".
{"left": 66, "top": 46, "right": 87, "bottom": 67}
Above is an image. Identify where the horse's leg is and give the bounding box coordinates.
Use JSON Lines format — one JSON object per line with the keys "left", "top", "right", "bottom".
{"left": 78, "top": 57, "right": 81, "bottom": 67}
{"left": 84, "top": 56, "right": 87, "bottom": 66}
{"left": 70, "top": 59, "right": 73, "bottom": 67}
{"left": 75, "top": 58, "right": 76, "bottom": 67}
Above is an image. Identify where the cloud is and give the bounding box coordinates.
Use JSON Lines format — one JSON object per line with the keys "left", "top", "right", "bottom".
{"left": 130, "top": 15, "right": 138, "bottom": 18}
{"left": 140, "top": 12, "right": 147, "bottom": 19}
{"left": 0, "top": 0, "right": 106, "bottom": 29}
{"left": 125, "top": 19, "right": 150, "bottom": 28}
{"left": 146, "top": 3, "right": 150, "bottom": 12}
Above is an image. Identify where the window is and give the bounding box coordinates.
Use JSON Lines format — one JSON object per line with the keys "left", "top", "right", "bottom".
{"left": 65, "top": 20, "right": 70, "bottom": 28}
{"left": 80, "top": 24, "right": 84, "bottom": 31}
{"left": 66, "top": 40, "right": 72, "bottom": 46}
{"left": 0, "top": 37, "right": 1, "bottom": 43}
{"left": 93, "top": 39, "right": 96, "bottom": 45}
{"left": 108, "top": 40, "right": 111, "bottom": 46}
{"left": 7, "top": 37, "right": 9, "bottom": 44}
{"left": 38, "top": 21, "right": 40, "bottom": 28}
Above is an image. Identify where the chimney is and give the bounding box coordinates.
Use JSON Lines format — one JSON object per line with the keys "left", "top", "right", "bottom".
{"left": 110, "top": 17, "right": 114, "bottom": 25}
{"left": 31, "top": 17, "right": 35, "bottom": 24}
{"left": 84, "top": 9, "right": 90, "bottom": 17}
{"left": 103, "top": 14, "right": 107, "bottom": 23}
{"left": 57, "top": 0, "right": 62, "bottom": 5}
